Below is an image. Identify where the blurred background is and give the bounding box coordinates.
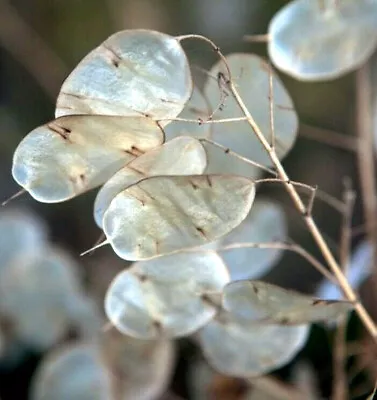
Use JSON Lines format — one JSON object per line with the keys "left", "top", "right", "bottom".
{"left": 0, "top": 0, "right": 375, "bottom": 399}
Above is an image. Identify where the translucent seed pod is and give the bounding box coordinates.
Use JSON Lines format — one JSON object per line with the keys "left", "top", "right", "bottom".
{"left": 0, "top": 210, "right": 47, "bottom": 271}
{"left": 101, "top": 329, "right": 175, "bottom": 400}
{"left": 0, "top": 247, "right": 83, "bottom": 350}
{"left": 94, "top": 136, "right": 207, "bottom": 228}
{"left": 56, "top": 29, "right": 193, "bottom": 121}
{"left": 31, "top": 343, "right": 112, "bottom": 400}
{"left": 103, "top": 174, "right": 256, "bottom": 260}
{"left": 222, "top": 280, "right": 353, "bottom": 324}
{"left": 268, "top": 0, "right": 377, "bottom": 81}
{"left": 198, "top": 311, "right": 309, "bottom": 378}
{"left": 208, "top": 199, "right": 287, "bottom": 280}
{"left": 12, "top": 115, "right": 164, "bottom": 203}
{"left": 105, "top": 251, "right": 229, "bottom": 339}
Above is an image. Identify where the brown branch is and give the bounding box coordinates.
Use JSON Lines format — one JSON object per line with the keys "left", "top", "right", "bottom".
{"left": 228, "top": 59, "right": 377, "bottom": 342}
{"left": 0, "top": 0, "right": 68, "bottom": 98}
{"left": 176, "top": 34, "right": 377, "bottom": 342}
{"left": 215, "top": 241, "right": 336, "bottom": 283}
{"left": 300, "top": 123, "right": 358, "bottom": 152}
{"left": 243, "top": 34, "right": 270, "bottom": 43}
{"left": 332, "top": 180, "right": 356, "bottom": 400}
{"left": 355, "top": 61, "right": 377, "bottom": 304}
{"left": 256, "top": 178, "right": 346, "bottom": 214}
{"left": 248, "top": 376, "right": 306, "bottom": 400}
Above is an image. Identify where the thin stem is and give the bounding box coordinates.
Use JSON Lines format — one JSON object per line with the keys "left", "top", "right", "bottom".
{"left": 256, "top": 178, "right": 346, "bottom": 214}
{"left": 179, "top": 34, "right": 377, "bottom": 341}
{"left": 268, "top": 63, "right": 276, "bottom": 149}
{"left": 248, "top": 376, "right": 306, "bottom": 400}
{"left": 2, "top": 188, "right": 26, "bottom": 206}
{"left": 157, "top": 116, "right": 248, "bottom": 124}
{"left": 200, "top": 138, "right": 277, "bottom": 176}
{"left": 300, "top": 123, "right": 358, "bottom": 152}
{"left": 243, "top": 34, "right": 270, "bottom": 43}
{"left": 0, "top": 0, "right": 68, "bottom": 98}
{"left": 355, "top": 62, "right": 377, "bottom": 300}
{"left": 216, "top": 241, "right": 336, "bottom": 283}
{"left": 228, "top": 76, "right": 377, "bottom": 341}
{"left": 339, "top": 179, "right": 355, "bottom": 270}
{"left": 332, "top": 181, "right": 355, "bottom": 400}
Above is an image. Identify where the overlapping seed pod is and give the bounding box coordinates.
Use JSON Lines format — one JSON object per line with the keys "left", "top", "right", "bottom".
{"left": 101, "top": 329, "right": 174, "bottom": 400}
{"left": 56, "top": 30, "right": 192, "bottom": 120}
{"left": 12, "top": 116, "right": 164, "bottom": 203}
{"left": 0, "top": 210, "right": 48, "bottom": 270}
{"left": 222, "top": 280, "right": 353, "bottom": 324}
{"left": 198, "top": 310, "right": 309, "bottom": 378}
{"left": 0, "top": 247, "right": 83, "bottom": 349}
{"left": 102, "top": 174, "right": 256, "bottom": 260}
{"left": 207, "top": 199, "right": 287, "bottom": 280}
{"left": 268, "top": 0, "right": 377, "bottom": 81}
{"left": 105, "top": 251, "right": 229, "bottom": 339}
{"left": 30, "top": 343, "right": 112, "bottom": 400}
{"left": 94, "top": 136, "right": 207, "bottom": 228}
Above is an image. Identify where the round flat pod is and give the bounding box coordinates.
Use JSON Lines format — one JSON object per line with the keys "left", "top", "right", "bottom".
{"left": 12, "top": 115, "right": 164, "bottom": 203}
{"left": 31, "top": 343, "right": 111, "bottom": 400}
{"left": 204, "top": 53, "right": 298, "bottom": 166}
{"left": 222, "top": 280, "right": 353, "bottom": 325}
{"left": 164, "top": 86, "right": 211, "bottom": 141}
{"left": 0, "top": 210, "right": 47, "bottom": 272}
{"left": 0, "top": 247, "right": 83, "bottom": 350}
{"left": 198, "top": 311, "right": 309, "bottom": 378}
{"left": 56, "top": 29, "right": 192, "bottom": 120}
{"left": 268, "top": 0, "right": 377, "bottom": 81}
{"left": 103, "top": 174, "right": 256, "bottom": 260}
{"left": 105, "top": 251, "right": 229, "bottom": 339}
{"left": 208, "top": 200, "right": 287, "bottom": 280}
{"left": 94, "top": 136, "right": 207, "bottom": 228}
{"left": 102, "top": 329, "right": 174, "bottom": 400}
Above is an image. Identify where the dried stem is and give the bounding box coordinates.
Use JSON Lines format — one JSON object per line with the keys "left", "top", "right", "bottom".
{"left": 178, "top": 34, "right": 377, "bottom": 342}
{"left": 268, "top": 63, "right": 276, "bottom": 149}
{"left": 355, "top": 62, "right": 377, "bottom": 300}
{"left": 300, "top": 123, "right": 358, "bottom": 152}
{"left": 339, "top": 179, "right": 355, "bottom": 270}
{"left": 332, "top": 181, "right": 356, "bottom": 400}
{"left": 0, "top": 0, "right": 68, "bottom": 98}
{"left": 215, "top": 241, "right": 336, "bottom": 284}
{"left": 200, "top": 138, "right": 277, "bottom": 176}
{"left": 248, "top": 376, "right": 306, "bottom": 400}
{"left": 157, "top": 116, "right": 248, "bottom": 124}
{"left": 228, "top": 62, "right": 377, "bottom": 342}
{"left": 255, "top": 178, "right": 346, "bottom": 214}
{"left": 1, "top": 188, "right": 26, "bottom": 206}
{"left": 243, "top": 34, "right": 270, "bottom": 43}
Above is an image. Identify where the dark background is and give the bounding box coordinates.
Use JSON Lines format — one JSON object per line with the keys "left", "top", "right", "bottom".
{"left": 0, "top": 0, "right": 375, "bottom": 399}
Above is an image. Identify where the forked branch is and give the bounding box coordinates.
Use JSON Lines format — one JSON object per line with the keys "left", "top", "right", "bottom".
{"left": 177, "top": 34, "right": 377, "bottom": 342}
